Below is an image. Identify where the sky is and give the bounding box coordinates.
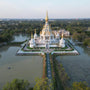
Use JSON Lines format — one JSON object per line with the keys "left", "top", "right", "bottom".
{"left": 0, "top": 0, "right": 90, "bottom": 19}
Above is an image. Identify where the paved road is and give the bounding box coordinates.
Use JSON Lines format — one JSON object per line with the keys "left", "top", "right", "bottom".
{"left": 46, "top": 53, "right": 52, "bottom": 80}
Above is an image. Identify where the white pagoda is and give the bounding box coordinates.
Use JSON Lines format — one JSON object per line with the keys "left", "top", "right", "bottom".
{"left": 29, "top": 32, "right": 36, "bottom": 48}
{"left": 29, "top": 11, "right": 65, "bottom": 48}
{"left": 59, "top": 33, "right": 65, "bottom": 47}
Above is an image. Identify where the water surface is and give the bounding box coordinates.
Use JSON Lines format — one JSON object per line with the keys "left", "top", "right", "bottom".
{"left": 0, "top": 46, "right": 43, "bottom": 89}
{"left": 56, "top": 45, "right": 90, "bottom": 86}
{"left": 12, "top": 33, "right": 30, "bottom": 42}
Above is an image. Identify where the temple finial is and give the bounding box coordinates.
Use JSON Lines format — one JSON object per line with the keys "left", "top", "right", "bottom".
{"left": 45, "top": 11, "right": 48, "bottom": 22}
{"left": 62, "top": 32, "right": 64, "bottom": 38}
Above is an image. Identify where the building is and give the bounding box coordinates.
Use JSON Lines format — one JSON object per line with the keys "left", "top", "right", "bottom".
{"left": 59, "top": 29, "right": 70, "bottom": 36}
{"left": 53, "top": 29, "right": 70, "bottom": 37}
{"left": 29, "top": 12, "right": 66, "bottom": 48}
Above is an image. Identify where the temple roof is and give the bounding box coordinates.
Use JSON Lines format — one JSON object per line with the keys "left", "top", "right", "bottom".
{"left": 41, "top": 11, "right": 53, "bottom": 36}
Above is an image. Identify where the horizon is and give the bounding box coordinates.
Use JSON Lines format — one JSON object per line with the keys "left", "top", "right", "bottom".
{"left": 0, "top": 18, "right": 90, "bottom": 20}
{"left": 0, "top": 0, "right": 90, "bottom": 19}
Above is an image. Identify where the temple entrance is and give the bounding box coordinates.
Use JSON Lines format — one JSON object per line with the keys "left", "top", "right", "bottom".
{"left": 46, "top": 42, "right": 49, "bottom": 49}
{"left": 45, "top": 40, "right": 49, "bottom": 49}
{"left": 46, "top": 44, "right": 48, "bottom": 49}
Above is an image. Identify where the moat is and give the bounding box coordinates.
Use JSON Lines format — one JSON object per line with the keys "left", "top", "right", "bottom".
{"left": 0, "top": 34, "right": 90, "bottom": 89}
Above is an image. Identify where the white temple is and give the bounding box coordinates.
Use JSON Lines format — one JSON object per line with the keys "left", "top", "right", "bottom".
{"left": 29, "top": 11, "right": 66, "bottom": 48}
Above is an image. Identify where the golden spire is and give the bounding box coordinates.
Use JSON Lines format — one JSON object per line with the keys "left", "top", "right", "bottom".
{"left": 31, "top": 32, "right": 33, "bottom": 39}
{"left": 40, "top": 31, "right": 42, "bottom": 35}
{"left": 45, "top": 11, "right": 48, "bottom": 22}
{"left": 62, "top": 33, "right": 64, "bottom": 38}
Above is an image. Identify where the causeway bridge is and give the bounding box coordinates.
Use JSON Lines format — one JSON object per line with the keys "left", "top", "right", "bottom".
{"left": 46, "top": 53, "right": 52, "bottom": 80}
{"left": 46, "top": 53, "right": 53, "bottom": 89}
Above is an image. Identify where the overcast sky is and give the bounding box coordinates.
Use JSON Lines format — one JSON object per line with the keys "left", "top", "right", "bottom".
{"left": 0, "top": 0, "right": 90, "bottom": 19}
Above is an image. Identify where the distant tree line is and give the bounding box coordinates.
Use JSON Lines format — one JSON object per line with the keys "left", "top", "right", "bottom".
{"left": 0, "top": 19, "right": 90, "bottom": 44}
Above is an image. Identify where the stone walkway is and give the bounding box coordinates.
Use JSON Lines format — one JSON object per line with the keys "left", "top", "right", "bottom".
{"left": 41, "top": 49, "right": 54, "bottom": 53}
{"left": 46, "top": 53, "right": 52, "bottom": 85}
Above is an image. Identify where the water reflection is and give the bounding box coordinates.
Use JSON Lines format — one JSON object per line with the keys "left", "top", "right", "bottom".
{"left": 83, "top": 46, "right": 90, "bottom": 56}
{"left": 12, "top": 33, "right": 30, "bottom": 42}
{"left": 0, "top": 46, "right": 9, "bottom": 53}
{"left": 0, "top": 54, "right": 1, "bottom": 58}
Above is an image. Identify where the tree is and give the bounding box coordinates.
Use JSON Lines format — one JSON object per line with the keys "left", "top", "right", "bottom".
{"left": 83, "top": 38, "right": 90, "bottom": 46}
{"left": 71, "top": 81, "right": 90, "bottom": 90}
{"left": 34, "top": 78, "right": 53, "bottom": 90}
{"left": 72, "top": 32, "right": 79, "bottom": 41}
{"left": 3, "top": 79, "right": 30, "bottom": 90}
{"left": 72, "top": 32, "right": 87, "bottom": 42}
{"left": 78, "top": 32, "right": 87, "bottom": 42}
